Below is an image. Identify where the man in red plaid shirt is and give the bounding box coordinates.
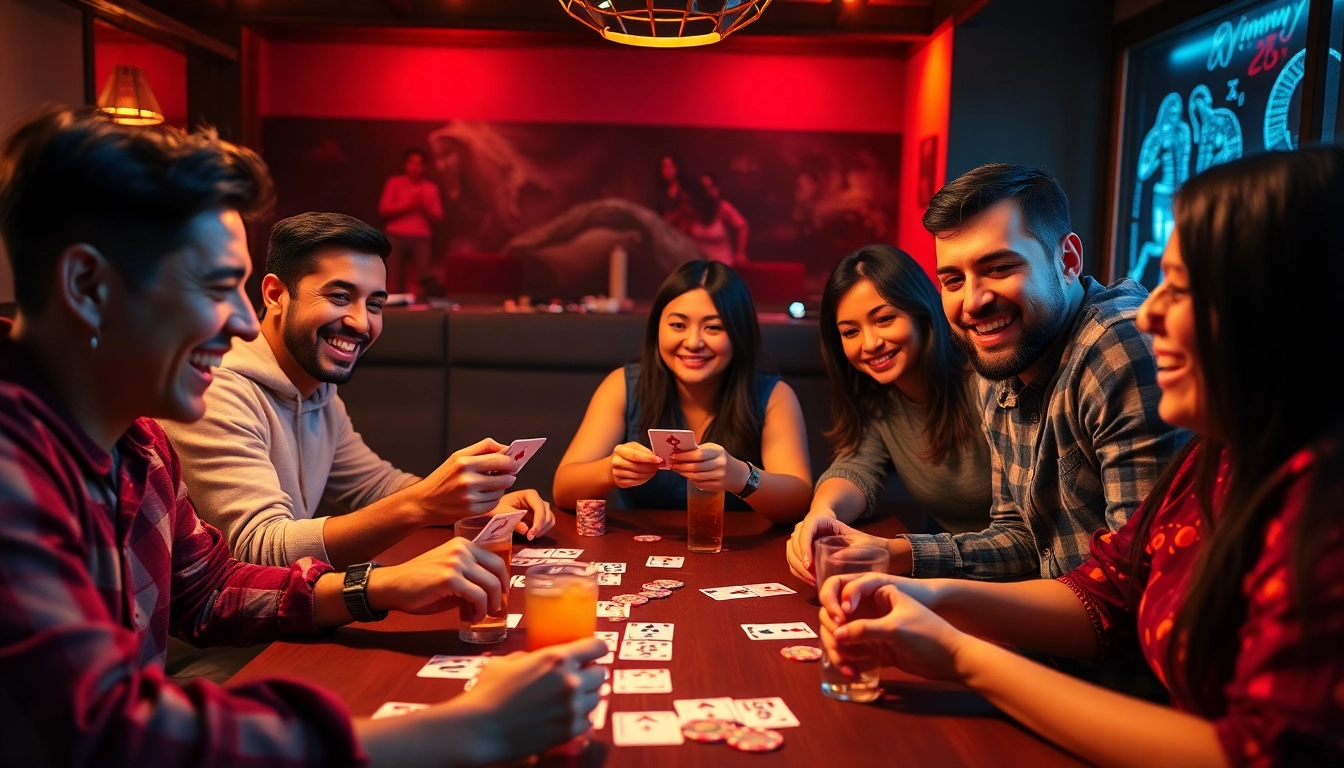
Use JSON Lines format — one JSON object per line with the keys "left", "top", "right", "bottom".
{"left": 0, "top": 106, "right": 605, "bottom": 767}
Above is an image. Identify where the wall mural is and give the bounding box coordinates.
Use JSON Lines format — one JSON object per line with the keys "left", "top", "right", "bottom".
{"left": 262, "top": 118, "right": 901, "bottom": 300}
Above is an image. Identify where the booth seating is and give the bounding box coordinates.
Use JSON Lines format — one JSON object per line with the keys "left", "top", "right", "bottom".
{"left": 327, "top": 307, "right": 921, "bottom": 522}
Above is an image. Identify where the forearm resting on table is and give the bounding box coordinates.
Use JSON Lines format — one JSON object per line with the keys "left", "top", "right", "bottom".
{"left": 319, "top": 485, "right": 438, "bottom": 570}
{"left": 928, "top": 578, "right": 1100, "bottom": 658}
{"left": 357, "top": 700, "right": 497, "bottom": 767}
{"left": 811, "top": 478, "right": 868, "bottom": 525}
{"left": 552, "top": 458, "right": 615, "bottom": 510}
{"left": 953, "top": 637, "right": 1224, "bottom": 768}
{"left": 745, "top": 471, "right": 813, "bottom": 525}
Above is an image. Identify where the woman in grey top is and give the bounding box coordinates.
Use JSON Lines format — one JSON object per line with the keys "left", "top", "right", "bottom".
{"left": 787, "top": 245, "right": 991, "bottom": 585}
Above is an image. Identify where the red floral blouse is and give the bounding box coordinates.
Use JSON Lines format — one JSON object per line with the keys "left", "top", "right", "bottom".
{"left": 1058, "top": 445, "right": 1344, "bottom": 767}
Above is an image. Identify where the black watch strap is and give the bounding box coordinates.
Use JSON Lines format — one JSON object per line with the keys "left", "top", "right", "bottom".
{"left": 342, "top": 561, "right": 387, "bottom": 622}
{"left": 738, "top": 461, "right": 762, "bottom": 499}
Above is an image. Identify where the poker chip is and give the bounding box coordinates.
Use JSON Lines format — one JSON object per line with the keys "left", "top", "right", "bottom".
{"left": 632, "top": 534, "right": 662, "bottom": 542}
{"left": 611, "top": 593, "right": 649, "bottom": 605}
{"left": 650, "top": 579, "right": 684, "bottom": 590}
{"left": 576, "top": 499, "right": 606, "bottom": 537}
{"left": 681, "top": 719, "right": 735, "bottom": 743}
{"left": 639, "top": 588, "right": 672, "bottom": 599}
{"left": 726, "top": 726, "right": 784, "bottom": 752}
{"left": 780, "top": 645, "right": 823, "bottom": 662}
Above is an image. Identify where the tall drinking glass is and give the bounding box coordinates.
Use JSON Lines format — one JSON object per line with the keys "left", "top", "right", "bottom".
{"left": 686, "top": 480, "right": 724, "bottom": 554}
{"left": 814, "top": 535, "right": 889, "bottom": 703}
{"left": 525, "top": 562, "right": 599, "bottom": 755}
{"left": 454, "top": 514, "right": 510, "bottom": 644}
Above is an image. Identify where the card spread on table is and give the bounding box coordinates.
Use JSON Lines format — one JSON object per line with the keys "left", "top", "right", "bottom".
{"left": 502, "top": 437, "right": 546, "bottom": 473}
{"left": 507, "top": 613, "right": 522, "bottom": 628}
{"left": 594, "top": 631, "right": 619, "bottom": 664}
{"left": 741, "top": 622, "right": 818, "bottom": 641}
{"left": 590, "top": 698, "right": 609, "bottom": 731}
{"left": 471, "top": 510, "right": 528, "bottom": 545}
{"left": 515, "top": 547, "right": 555, "bottom": 558}
{"left": 733, "top": 697, "right": 801, "bottom": 728}
{"left": 672, "top": 697, "right": 738, "bottom": 725}
{"left": 371, "top": 701, "right": 429, "bottom": 720}
{"left": 646, "top": 556, "right": 684, "bottom": 568}
{"left": 612, "top": 711, "right": 683, "bottom": 746}
{"left": 416, "top": 655, "right": 488, "bottom": 679}
{"left": 597, "top": 601, "right": 629, "bottom": 618}
{"left": 613, "top": 668, "right": 672, "bottom": 694}
{"left": 510, "top": 574, "right": 526, "bottom": 588}
{"left": 510, "top": 556, "right": 545, "bottom": 567}
{"left": 597, "top": 572, "right": 622, "bottom": 585}
{"left": 618, "top": 639, "right": 673, "bottom": 661}
{"left": 647, "top": 428, "right": 697, "bottom": 469}
{"left": 550, "top": 548, "right": 584, "bottom": 559}
{"left": 700, "top": 585, "right": 757, "bottom": 601}
{"left": 743, "top": 582, "right": 797, "bottom": 597}
{"left": 593, "top": 562, "right": 627, "bottom": 574}
{"left": 624, "top": 622, "right": 674, "bottom": 641}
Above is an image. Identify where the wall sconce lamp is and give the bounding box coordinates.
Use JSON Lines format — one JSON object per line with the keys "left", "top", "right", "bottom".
{"left": 559, "top": 0, "right": 774, "bottom": 48}
{"left": 97, "top": 64, "right": 164, "bottom": 126}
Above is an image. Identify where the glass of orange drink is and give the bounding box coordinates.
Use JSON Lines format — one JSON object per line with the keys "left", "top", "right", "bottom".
{"left": 524, "top": 562, "right": 599, "bottom": 755}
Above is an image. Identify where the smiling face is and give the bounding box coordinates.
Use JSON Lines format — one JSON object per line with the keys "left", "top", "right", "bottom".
{"left": 1137, "top": 234, "right": 1207, "bottom": 434}
{"left": 834, "top": 279, "right": 926, "bottom": 399}
{"left": 934, "top": 199, "right": 1074, "bottom": 383}
{"left": 657, "top": 288, "right": 734, "bottom": 388}
{"left": 102, "top": 208, "right": 259, "bottom": 423}
{"left": 270, "top": 249, "right": 388, "bottom": 391}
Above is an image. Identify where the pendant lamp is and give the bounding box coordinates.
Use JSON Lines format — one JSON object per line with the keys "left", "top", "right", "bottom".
{"left": 559, "top": 0, "right": 774, "bottom": 48}
{"left": 97, "top": 64, "right": 165, "bottom": 126}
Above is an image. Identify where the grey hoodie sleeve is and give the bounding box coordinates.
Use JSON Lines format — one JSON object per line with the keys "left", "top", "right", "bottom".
{"left": 814, "top": 425, "right": 893, "bottom": 520}
{"left": 159, "top": 373, "right": 330, "bottom": 567}
{"left": 321, "top": 394, "right": 418, "bottom": 512}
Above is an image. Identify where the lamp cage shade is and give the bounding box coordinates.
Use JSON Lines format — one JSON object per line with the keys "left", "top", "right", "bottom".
{"left": 97, "top": 65, "right": 165, "bottom": 126}
{"left": 559, "top": 0, "right": 774, "bottom": 47}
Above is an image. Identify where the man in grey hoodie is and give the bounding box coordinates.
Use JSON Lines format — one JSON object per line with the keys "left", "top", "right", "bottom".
{"left": 162, "top": 211, "right": 554, "bottom": 572}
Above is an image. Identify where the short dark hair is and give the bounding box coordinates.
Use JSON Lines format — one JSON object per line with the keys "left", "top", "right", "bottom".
{"left": 922, "top": 163, "right": 1072, "bottom": 258}
{"left": 265, "top": 212, "right": 391, "bottom": 293}
{"left": 0, "top": 105, "right": 274, "bottom": 314}
{"left": 403, "top": 148, "right": 426, "bottom": 163}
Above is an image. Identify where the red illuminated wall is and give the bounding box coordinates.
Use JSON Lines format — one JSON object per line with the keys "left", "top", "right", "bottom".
{"left": 895, "top": 21, "right": 953, "bottom": 277}
{"left": 258, "top": 38, "right": 905, "bottom": 134}
{"left": 94, "top": 32, "right": 188, "bottom": 129}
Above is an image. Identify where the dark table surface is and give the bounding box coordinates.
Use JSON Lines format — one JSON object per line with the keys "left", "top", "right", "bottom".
{"left": 232, "top": 508, "right": 1085, "bottom": 767}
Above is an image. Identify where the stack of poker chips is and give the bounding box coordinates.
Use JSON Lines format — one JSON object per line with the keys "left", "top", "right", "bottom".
{"left": 576, "top": 499, "right": 606, "bottom": 536}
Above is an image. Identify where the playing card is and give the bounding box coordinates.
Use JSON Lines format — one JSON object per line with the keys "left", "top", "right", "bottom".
{"left": 597, "top": 601, "right": 629, "bottom": 618}
{"left": 743, "top": 582, "right": 797, "bottom": 597}
{"left": 733, "top": 697, "right": 801, "bottom": 728}
{"left": 470, "top": 510, "right": 528, "bottom": 545}
{"left": 700, "top": 585, "right": 756, "bottom": 601}
{"left": 507, "top": 613, "right": 522, "bottom": 628}
{"left": 502, "top": 437, "right": 546, "bottom": 473}
{"left": 590, "top": 698, "right": 609, "bottom": 731}
{"left": 646, "top": 556, "right": 684, "bottom": 568}
{"left": 618, "top": 639, "right": 673, "bottom": 661}
{"left": 371, "top": 701, "right": 429, "bottom": 720}
{"left": 613, "top": 668, "right": 673, "bottom": 694}
{"left": 741, "top": 622, "right": 818, "bottom": 641}
{"left": 416, "top": 655, "right": 488, "bottom": 679}
{"left": 597, "top": 572, "right": 622, "bottom": 586}
{"left": 612, "top": 711, "right": 683, "bottom": 746}
{"left": 510, "top": 574, "right": 526, "bottom": 588}
{"left": 515, "top": 548, "right": 555, "bottom": 558}
{"left": 594, "top": 631, "right": 619, "bottom": 664}
{"left": 673, "top": 697, "right": 738, "bottom": 725}
{"left": 510, "top": 556, "right": 545, "bottom": 567}
{"left": 549, "top": 548, "right": 584, "bottom": 559}
{"left": 593, "top": 562, "right": 627, "bottom": 574}
{"left": 647, "top": 428, "right": 697, "bottom": 469}
{"left": 624, "top": 622, "right": 674, "bottom": 641}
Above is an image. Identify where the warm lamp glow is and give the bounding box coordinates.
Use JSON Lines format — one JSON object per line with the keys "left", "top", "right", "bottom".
{"left": 97, "top": 65, "right": 165, "bottom": 126}
{"left": 559, "top": 0, "right": 772, "bottom": 48}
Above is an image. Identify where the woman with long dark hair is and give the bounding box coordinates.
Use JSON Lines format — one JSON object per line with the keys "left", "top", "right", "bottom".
{"left": 817, "top": 147, "right": 1344, "bottom": 766}
{"left": 785, "top": 245, "right": 989, "bottom": 584}
{"left": 554, "top": 261, "right": 812, "bottom": 523}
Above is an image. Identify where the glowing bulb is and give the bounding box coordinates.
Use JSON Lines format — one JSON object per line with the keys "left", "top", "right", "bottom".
{"left": 788, "top": 302, "right": 805, "bottom": 319}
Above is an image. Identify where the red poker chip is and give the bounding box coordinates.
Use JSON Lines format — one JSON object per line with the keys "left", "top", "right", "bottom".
{"left": 638, "top": 589, "right": 672, "bottom": 599}
{"left": 681, "top": 719, "right": 734, "bottom": 743}
{"left": 611, "top": 593, "right": 649, "bottom": 605}
{"left": 780, "top": 645, "right": 823, "bottom": 662}
{"left": 632, "top": 534, "right": 662, "bottom": 542}
{"left": 650, "top": 579, "right": 684, "bottom": 590}
{"left": 726, "top": 727, "right": 784, "bottom": 752}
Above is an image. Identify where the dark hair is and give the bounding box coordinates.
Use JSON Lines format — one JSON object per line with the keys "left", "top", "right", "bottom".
{"left": 1123, "top": 146, "right": 1344, "bottom": 716}
{"left": 636, "top": 260, "right": 765, "bottom": 463}
{"left": 819, "top": 245, "right": 979, "bottom": 463}
{"left": 688, "top": 177, "right": 719, "bottom": 225}
{"left": 403, "top": 148, "right": 426, "bottom": 163}
{"left": 922, "top": 163, "right": 1072, "bottom": 259}
{"left": 265, "top": 212, "right": 391, "bottom": 294}
{"left": 0, "top": 105, "right": 274, "bottom": 314}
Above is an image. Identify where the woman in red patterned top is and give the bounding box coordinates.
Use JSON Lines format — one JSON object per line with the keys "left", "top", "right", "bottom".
{"left": 818, "top": 146, "right": 1344, "bottom": 767}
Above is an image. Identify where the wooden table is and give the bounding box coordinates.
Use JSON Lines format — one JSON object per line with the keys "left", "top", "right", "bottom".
{"left": 233, "top": 509, "right": 1085, "bottom": 767}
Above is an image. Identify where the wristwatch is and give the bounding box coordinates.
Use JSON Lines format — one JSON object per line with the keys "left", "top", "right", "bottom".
{"left": 343, "top": 561, "right": 387, "bottom": 622}
{"left": 738, "top": 461, "right": 762, "bottom": 499}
